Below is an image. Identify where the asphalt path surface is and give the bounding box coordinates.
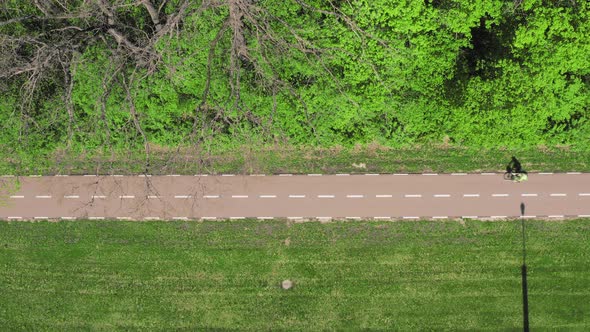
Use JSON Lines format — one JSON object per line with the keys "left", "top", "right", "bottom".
{"left": 1, "top": 173, "right": 589, "bottom": 221}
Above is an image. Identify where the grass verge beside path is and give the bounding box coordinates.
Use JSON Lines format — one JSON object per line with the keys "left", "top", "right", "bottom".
{"left": 1, "top": 219, "right": 589, "bottom": 330}
{"left": 1, "top": 144, "right": 589, "bottom": 175}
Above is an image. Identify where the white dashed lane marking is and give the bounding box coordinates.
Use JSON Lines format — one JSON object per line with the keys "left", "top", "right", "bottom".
{"left": 365, "top": 174, "right": 379, "bottom": 176}
{"left": 174, "top": 195, "right": 192, "bottom": 198}
{"left": 434, "top": 194, "right": 450, "bottom": 198}
{"left": 279, "top": 174, "right": 292, "bottom": 177}
{"left": 579, "top": 193, "right": 590, "bottom": 196}
{"left": 201, "top": 217, "right": 217, "bottom": 220}
{"left": 231, "top": 195, "right": 248, "bottom": 198}
{"left": 423, "top": 173, "right": 438, "bottom": 176}
{"left": 404, "top": 194, "right": 422, "bottom": 198}
{"left": 403, "top": 216, "right": 419, "bottom": 219}
{"left": 539, "top": 172, "right": 553, "bottom": 175}
{"left": 229, "top": 217, "right": 245, "bottom": 220}
{"left": 148, "top": 195, "right": 159, "bottom": 199}
{"left": 64, "top": 195, "right": 80, "bottom": 199}
{"left": 376, "top": 195, "right": 393, "bottom": 198}
{"left": 35, "top": 195, "right": 52, "bottom": 199}
{"left": 318, "top": 195, "right": 335, "bottom": 198}
{"left": 492, "top": 194, "right": 509, "bottom": 197}
{"left": 119, "top": 195, "right": 135, "bottom": 199}
{"left": 346, "top": 195, "right": 364, "bottom": 198}
{"left": 257, "top": 217, "right": 273, "bottom": 220}
{"left": 204, "top": 195, "right": 220, "bottom": 199}
{"left": 336, "top": 174, "right": 350, "bottom": 176}
{"left": 463, "top": 194, "right": 480, "bottom": 197}
{"left": 550, "top": 193, "right": 567, "bottom": 197}
{"left": 10, "top": 196, "right": 24, "bottom": 199}
{"left": 521, "top": 194, "right": 538, "bottom": 197}
{"left": 7, "top": 216, "right": 22, "bottom": 220}
{"left": 61, "top": 217, "right": 75, "bottom": 220}
{"left": 92, "top": 195, "right": 106, "bottom": 199}
{"left": 374, "top": 217, "right": 391, "bottom": 220}
{"left": 462, "top": 216, "right": 478, "bottom": 219}
{"left": 173, "top": 217, "right": 189, "bottom": 220}
{"left": 549, "top": 215, "right": 564, "bottom": 218}
{"left": 308, "top": 174, "right": 322, "bottom": 176}
{"left": 144, "top": 217, "right": 160, "bottom": 220}
{"left": 451, "top": 173, "right": 467, "bottom": 176}
{"left": 89, "top": 217, "right": 105, "bottom": 220}
{"left": 289, "top": 195, "right": 306, "bottom": 198}
{"left": 567, "top": 172, "right": 582, "bottom": 175}
{"left": 222, "top": 174, "right": 235, "bottom": 177}
{"left": 259, "top": 195, "right": 277, "bottom": 198}
{"left": 394, "top": 173, "right": 408, "bottom": 176}
{"left": 432, "top": 216, "right": 448, "bottom": 219}
{"left": 34, "top": 217, "right": 48, "bottom": 220}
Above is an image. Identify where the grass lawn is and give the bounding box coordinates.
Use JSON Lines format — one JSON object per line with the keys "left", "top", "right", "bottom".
{"left": 2, "top": 143, "right": 590, "bottom": 175}
{"left": 0, "top": 219, "right": 589, "bottom": 330}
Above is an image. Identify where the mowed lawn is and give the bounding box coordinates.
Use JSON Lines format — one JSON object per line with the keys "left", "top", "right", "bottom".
{"left": 0, "top": 219, "right": 589, "bottom": 330}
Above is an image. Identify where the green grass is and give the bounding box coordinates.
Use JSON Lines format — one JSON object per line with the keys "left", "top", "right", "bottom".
{"left": 1, "top": 219, "right": 589, "bottom": 330}
{"left": 2, "top": 143, "right": 590, "bottom": 175}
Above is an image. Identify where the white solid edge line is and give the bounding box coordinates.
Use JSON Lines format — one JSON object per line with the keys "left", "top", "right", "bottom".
{"left": 336, "top": 174, "right": 349, "bottom": 176}
{"left": 451, "top": 173, "right": 467, "bottom": 175}
{"left": 34, "top": 217, "right": 48, "bottom": 219}
{"left": 10, "top": 196, "right": 24, "bottom": 198}
{"left": 463, "top": 194, "right": 480, "bottom": 197}
{"left": 346, "top": 195, "right": 364, "bottom": 198}
{"left": 462, "top": 216, "right": 478, "bottom": 219}
{"left": 167, "top": 174, "right": 181, "bottom": 177}
{"left": 579, "top": 193, "right": 590, "bottom": 196}
{"left": 29, "top": 175, "right": 42, "bottom": 177}
{"left": 204, "top": 195, "right": 219, "bottom": 198}
{"left": 61, "top": 217, "right": 75, "bottom": 220}
{"left": 403, "top": 216, "right": 419, "bottom": 219}
{"left": 317, "top": 217, "right": 332, "bottom": 220}
{"left": 578, "top": 215, "right": 590, "bottom": 217}
{"left": 64, "top": 195, "right": 80, "bottom": 198}
{"left": 492, "top": 194, "right": 509, "bottom": 197}
{"left": 308, "top": 174, "right": 322, "bottom": 176}
{"left": 231, "top": 195, "right": 248, "bottom": 198}
{"left": 318, "top": 195, "right": 335, "bottom": 198}
{"left": 521, "top": 215, "right": 537, "bottom": 218}
{"left": 422, "top": 173, "right": 438, "bottom": 176}
{"left": 432, "top": 216, "right": 448, "bottom": 219}
{"left": 250, "top": 174, "right": 265, "bottom": 176}
{"left": 201, "top": 217, "right": 217, "bottom": 220}
{"left": 83, "top": 174, "right": 97, "bottom": 177}
{"left": 88, "top": 217, "right": 105, "bottom": 220}
{"left": 539, "top": 172, "right": 553, "bottom": 175}
{"left": 279, "top": 174, "right": 292, "bottom": 176}
{"left": 116, "top": 217, "right": 131, "bottom": 220}
{"left": 257, "top": 217, "right": 273, "bottom": 220}
{"left": 195, "top": 174, "right": 209, "bottom": 177}
{"left": 35, "top": 195, "right": 52, "bottom": 198}
{"left": 112, "top": 175, "right": 123, "bottom": 177}
{"left": 550, "top": 193, "right": 567, "bottom": 197}
{"left": 404, "top": 194, "right": 422, "bottom": 198}
{"left": 288, "top": 217, "right": 303, "bottom": 220}
{"left": 393, "top": 173, "right": 408, "bottom": 176}
{"left": 173, "top": 217, "right": 189, "bottom": 220}
{"left": 434, "top": 194, "right": 451, "bottom": 198}
{"left": 174, "top": 195, "right": 192, "bottom": 198}
{"left": 144, "top": 217, "right": 160, "bottom": 220}
{"left": 521, "top": 194, "right": 538, "bottom": 197}
{"left": 346, "top": 217, "right": 361, "bottom": 219}
{"left": 365, "top": 173, "right": 379, "bottom": 176}
{"left": 7, "top": 216, "right": 22, "bottom": 219}
{"left": 374, "top": 217, "right": 391, "bottom": 220}
{"left": 55, "top": 174, "right": 69, "bottom": 177}
{"left": 259, "top": 195, "right": 277, "bottom": 198}
{"left": 491, "top": 216, "right": 507, "bottom": 218}
{"left": 376, "top": 195, "right": 393, "bottom": 198}
{"left": 549, "top": 215, "right": 564, "bottom": 218}
{"left": 289, "top": 195, "right": 305, "bottom": 198}
{"left": 119, "top": 195, "right": 135, "bottom": 198}
{"left": 567, "top": 172, "right": 582, "bottom": 174}
{"left": 138, "top": 174, "right": 152, "bottom": 177}
{"left": 222, "top": 174, "right": 235, "bottom": 177}
{"left": 229, "top": 217, "right": 245, "bottom": 220}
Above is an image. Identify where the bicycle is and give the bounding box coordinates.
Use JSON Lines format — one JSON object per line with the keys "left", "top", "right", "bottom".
{"left": 503, "top": 172, "right": 528, "bottom": 182}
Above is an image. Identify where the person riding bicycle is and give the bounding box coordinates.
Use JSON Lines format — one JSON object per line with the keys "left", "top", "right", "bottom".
{"left": 506, "top": 157, "right": 528, "bottom": 182}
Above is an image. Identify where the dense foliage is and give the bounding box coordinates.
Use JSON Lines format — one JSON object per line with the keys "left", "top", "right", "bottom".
{"left": 1, "top": 0, "right": 589, "bottom": 164}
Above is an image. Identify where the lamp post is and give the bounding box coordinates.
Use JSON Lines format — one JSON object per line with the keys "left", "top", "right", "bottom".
{"left": 520, "top": 202, "right": 529, "bottom": 332}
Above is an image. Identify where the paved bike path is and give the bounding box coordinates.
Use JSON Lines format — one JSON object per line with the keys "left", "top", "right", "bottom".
{"left": 1, "top": 173, "right": 589, "bottom": 220}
